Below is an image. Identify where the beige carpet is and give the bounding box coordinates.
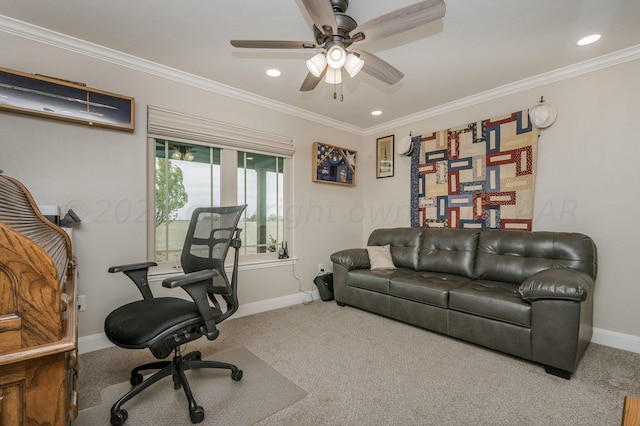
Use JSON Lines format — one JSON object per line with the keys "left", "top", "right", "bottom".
{"left": 78, "top": 300, "right": 640, "bottom": 425}
{"left": 75, "top": 347, "right": 306, "bottom": 425}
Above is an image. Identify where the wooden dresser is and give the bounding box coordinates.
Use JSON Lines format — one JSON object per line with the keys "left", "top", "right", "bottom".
{"left": 0, "top": 173, "right": 78, "bottom": 425}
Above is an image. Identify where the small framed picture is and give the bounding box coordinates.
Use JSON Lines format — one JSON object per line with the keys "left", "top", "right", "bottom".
{"left": 376, "top": 135, "right": 394, "bottom": 178}
{"left": 312, "top": 142, "right": 357, "bottom": 186}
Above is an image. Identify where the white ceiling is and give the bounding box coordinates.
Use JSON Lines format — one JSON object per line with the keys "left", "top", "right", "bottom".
{"left": 1, "top": 0, "right": 639, "bottom": 131}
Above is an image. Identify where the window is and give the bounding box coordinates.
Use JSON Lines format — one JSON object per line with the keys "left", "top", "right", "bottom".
{"left": 237, "top": 152, "right": 284, "bottom": 255}
{"left": 147, "top": 106, "right": 294, "bottom": 270}
{"left": 154, "top": 140, "right": 221, "bottom": 262}
{"left": 153, "top": 139, "right": 287, "bottom": 265}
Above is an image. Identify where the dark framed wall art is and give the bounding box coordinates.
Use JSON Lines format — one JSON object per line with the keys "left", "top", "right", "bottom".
{"left": 376, "top": 135, "right": 394, "bottom": 178}
{"left": 312, "top": 142, "right": 357, "bottom": 186}
{"left": 0, "top": 67, "right": 135, "bottom": 132}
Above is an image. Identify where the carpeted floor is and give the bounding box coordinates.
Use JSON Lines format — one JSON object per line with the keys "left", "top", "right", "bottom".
{"left": 76, "top": 347, "right": 306, "bottom": 425}
{"left": 78, "top": 300, "right": 640, "bottom": 425}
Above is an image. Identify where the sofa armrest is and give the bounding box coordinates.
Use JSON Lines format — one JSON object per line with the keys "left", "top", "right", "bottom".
{"left": 330, "top": 249, "right": 370, "bottom": 271}
{"left": 519, "top": 268, "right": 593, "bottom": 302}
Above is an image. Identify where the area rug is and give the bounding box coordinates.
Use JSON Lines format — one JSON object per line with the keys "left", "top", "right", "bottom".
{"left": 75, "top": 346, "right": 307, "bottom": 426}
{"left": 410, "top": 110, "right": 539, "bottom": 230}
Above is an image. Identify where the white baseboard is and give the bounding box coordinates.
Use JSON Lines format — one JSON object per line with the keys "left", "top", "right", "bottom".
{"left": 591, "top": 327, "right": 640, "bottom": 354}
{"left": 78, "top": 290, "right": 318, "bottom": 354}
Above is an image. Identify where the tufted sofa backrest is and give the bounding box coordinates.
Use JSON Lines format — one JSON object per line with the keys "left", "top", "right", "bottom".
{"left": 367, "top": 227, "right": 424, "bottom": 270}
{"left": 474, "top": 230, "right": 598, "bottom": 284}
{"left": 417, "top": 228, "right": 480, "bottom": 278}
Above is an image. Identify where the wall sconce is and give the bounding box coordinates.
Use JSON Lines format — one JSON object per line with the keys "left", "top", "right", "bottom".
{"left": 529, "top": 96, "right": 557, "bottom": 129}
{"left": 397, "top": 132, "right": 415, "bottom": 156}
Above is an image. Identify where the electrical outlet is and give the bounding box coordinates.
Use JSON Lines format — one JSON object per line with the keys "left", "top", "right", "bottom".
{"left": 77, "top": 294, "right": 86, "bottom": 312}
{"left": 318, "top": 263, "right": 324, "bottom": 274}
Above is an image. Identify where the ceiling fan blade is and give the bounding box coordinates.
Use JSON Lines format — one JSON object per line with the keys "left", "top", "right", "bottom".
{"left": 352, "top": 49, "right": 404, "bottom": 85}
{"left": 301, "top": 0, "right": 338, "bottom": 35}
{"left": 230, "top": 40, "right": 317, "bottom": 49}
{"left": 352, "top": 0, "right": 446, "bottom": 44}
{"left": 300, "top": 70, "right": 325, "bottom": 91}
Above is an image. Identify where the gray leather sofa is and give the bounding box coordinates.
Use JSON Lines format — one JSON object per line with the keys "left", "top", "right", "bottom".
{"left": 330, "top": 228, "right": 597, "bottom": 379}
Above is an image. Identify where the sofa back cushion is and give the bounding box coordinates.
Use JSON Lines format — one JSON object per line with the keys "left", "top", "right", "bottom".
{"left": 417, "top": 228, "right": 480, "bottom": 278}
{"left": 367, "top": 228, "right": 424, "bottom": 270}
{"left": 474, "top": 230, "right": 598, "bottom": 284}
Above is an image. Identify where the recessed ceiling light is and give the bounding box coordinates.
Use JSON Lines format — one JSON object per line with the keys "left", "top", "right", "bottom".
{"left": 371, "top": 110, "right": 382, "bottom": 116}
{"left": 577, "top": 34, "right": 601, "bottom": 46}
{"left": 266, "top": 69, "right": 281, "bottom": 77}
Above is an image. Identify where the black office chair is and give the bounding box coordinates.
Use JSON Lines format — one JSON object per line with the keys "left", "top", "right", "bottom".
{"left": 104, "top": 205, "right": 247, "bottom": 425}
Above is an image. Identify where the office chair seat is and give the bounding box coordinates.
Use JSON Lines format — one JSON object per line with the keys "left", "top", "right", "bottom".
{"left": 104, "top": 205, "right": 247, "bottom": 425}
{"left": 105, "top": 297, "right": 206, "bottom": 348}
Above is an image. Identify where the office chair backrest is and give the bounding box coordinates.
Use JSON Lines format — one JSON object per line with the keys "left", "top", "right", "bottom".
{"left": 181, "top": 205, "right": 246, "bottom": 319}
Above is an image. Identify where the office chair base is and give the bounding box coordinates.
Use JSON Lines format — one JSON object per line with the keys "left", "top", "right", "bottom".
{"left": 109, "top": 349, "right": 243, "bottom": 425}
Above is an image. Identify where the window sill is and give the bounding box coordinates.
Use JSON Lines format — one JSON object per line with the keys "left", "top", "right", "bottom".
{"left": 148, "top": 256, "right": 297, "bottom": 283}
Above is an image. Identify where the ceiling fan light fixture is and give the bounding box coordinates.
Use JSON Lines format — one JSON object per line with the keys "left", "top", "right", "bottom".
{"left": 326, "top": 45, "right": 347, "bottom": 69}
{"left": 306, "top": 53, "right": 327, "bottom": 78}
{"left": 170, "top": 145, "right": 195, "bottom": 161}
{"left": 325, "top": 67, "right": 342, "bottom": 84}
{"left": 231, "top": 0, "right": 449, "bottom": 94}
{"left": 344, "top": 53, "right": 365, "bottom": 78}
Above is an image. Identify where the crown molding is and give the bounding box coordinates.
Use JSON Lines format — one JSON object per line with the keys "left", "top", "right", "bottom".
{"left": 364, "top": 44, "right": 640, "bottom": 136}
{"left": 0, "top": 15, "right": 364, "bottom": 136}
{"left": 2, "top": 15, "right": 639, "bottom": 138}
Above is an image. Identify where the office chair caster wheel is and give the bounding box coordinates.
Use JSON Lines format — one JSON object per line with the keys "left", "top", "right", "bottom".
{"left": 110, "top": 409, "right": 128, "bottom": 425}
{"left": 130, "top": 373, "right": 143, "bottom": 386}
{"left": 189, "top": 405, "right": 205, "bottom": 423}
{"left": 232, "top": 369, "right": 243, "bottom": 381}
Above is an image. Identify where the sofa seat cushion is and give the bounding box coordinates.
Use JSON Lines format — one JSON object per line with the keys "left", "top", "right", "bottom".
{"left": 389, "top": 272, "right": 470, "bottom": 308}
{"left": 449, "top": 280, "right": 531, "bottom": 327}
{"left": 347, "top": 268, "right": 414, "bottom": 294}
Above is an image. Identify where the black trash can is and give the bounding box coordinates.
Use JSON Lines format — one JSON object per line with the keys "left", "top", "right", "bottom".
{"left": 313, "top": 272, "right": 334, "bottom": 301}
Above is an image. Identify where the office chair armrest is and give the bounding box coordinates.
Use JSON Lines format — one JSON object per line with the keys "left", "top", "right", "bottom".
{"left": 108, "top": 261, "right": 158, "bottom": 273}
{"left": 108, "top": 261, "right": 158, "bottom": 300}
{"left": 161, "top": 269, "right": 218, "bottom": 288}
{"left": 162, "top": 270, "right": 221, "bottom": 340}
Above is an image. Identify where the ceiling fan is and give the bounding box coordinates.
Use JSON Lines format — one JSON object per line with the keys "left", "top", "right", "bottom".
{"left": 230, "top": 0, "right": 446, "bottom": 92}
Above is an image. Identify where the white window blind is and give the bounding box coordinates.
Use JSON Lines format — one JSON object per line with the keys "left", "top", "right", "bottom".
{"left": 147, "top": 106, "right": 295, "bottom": 158}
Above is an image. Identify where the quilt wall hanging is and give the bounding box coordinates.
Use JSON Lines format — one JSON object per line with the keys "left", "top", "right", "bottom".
{"left": 410, "top": 110, "right": 539, "bottom": 230}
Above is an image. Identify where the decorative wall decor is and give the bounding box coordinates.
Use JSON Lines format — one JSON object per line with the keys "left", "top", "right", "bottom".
{"left": 410, "top": 110, "right": 539, "bottom": 230}
{"left": 376, "top": 135, "right": 394, "bottom": 178}
{"left": 312, "top": 142, "right": 357, "bottom": 186}
{"left": 0, "top": 67, "right": 135, "bottom": 132}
